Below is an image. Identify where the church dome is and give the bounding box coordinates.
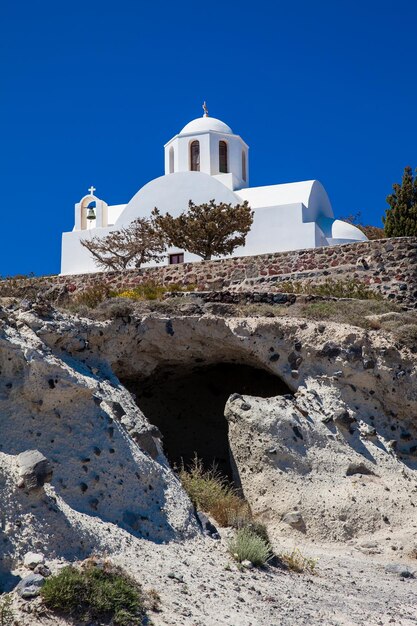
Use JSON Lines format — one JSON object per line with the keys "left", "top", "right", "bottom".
{"left": 330, "top": 219, "right": 368, "bottom": 241}
{"left": 179, "top": 116, "right": 233, "bottom": 135}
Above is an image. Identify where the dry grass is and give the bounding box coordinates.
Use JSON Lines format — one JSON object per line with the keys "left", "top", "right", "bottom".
{"left": 279, "top": 547, "right": 318, "bottom": 574}
{"left": 63, "top": 281, "right": 197, "bottom": 314}
{"left": 372, "top": 315, "right": 417, "bottom": 352}
{"left": 276, "top": 277, "right": 383, "bottom": 300}
{"left": 178, "top": 456, "right": 250, "bottom": 528}
{"left": 68, "top": 284, "right": 112, "bottom": 310}
{"left": 115, "top": 282, "right": 196, "bottom": 301}
{"left": 236, "top": 299, "right": 400, "bottom": 329}
{"left": 0, "top": 596, "right": 13, "bottom": 626}
{"left": 298, "top": 299, "right": 400, "bottom": 328}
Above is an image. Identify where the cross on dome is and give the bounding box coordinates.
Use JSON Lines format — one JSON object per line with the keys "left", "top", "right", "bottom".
{"left": 88, "top": 185, "right": 96, "bottom": 196}
{"left": 202, "top": 101, "right": 209, "bottom": 117}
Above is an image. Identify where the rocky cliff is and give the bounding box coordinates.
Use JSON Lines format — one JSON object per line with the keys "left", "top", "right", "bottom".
{"left": 1, "top": 298, "right": 416, "bottom": 624}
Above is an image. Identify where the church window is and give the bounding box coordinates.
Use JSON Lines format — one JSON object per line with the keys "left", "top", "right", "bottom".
{"left": 169, "top": 147, "right": 174, "bottom": 173}
{"left": 242, "top": 150, "right": 247, "bottom": 181}
{"left": 219, "top": 141, "right": 228, "bottom": 173}
{"left": 169, "top": 252, "right": 184, "bottom": 265}
{"left": 190, "top": 140, "right": 200, "bottom": 171}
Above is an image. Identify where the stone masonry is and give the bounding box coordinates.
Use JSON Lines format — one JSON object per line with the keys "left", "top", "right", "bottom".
{"left": 1, "top": 237, "right": 416, "bottom": 307}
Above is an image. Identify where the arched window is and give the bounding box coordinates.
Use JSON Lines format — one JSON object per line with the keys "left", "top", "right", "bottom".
{"left": 242, "top": 150, "right": 247, "bottom": 181}
{"left": 169, "top": 146, "right": 174, "bottom": 173}
{"left": 190, "top": 140, "right": 200, "bottom": 171}
{"left": 219, "top": 141, "right": 228, "bottom": 173}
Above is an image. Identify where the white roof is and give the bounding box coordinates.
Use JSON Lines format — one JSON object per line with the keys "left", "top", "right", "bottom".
{"left": 180, "top": 116, "right": 233, "bottom": 135}
{"left": 318, "top": 217, "right": 368, "bottom": 241}
{"left": 237, "top": 180, "right": 333, "bottom": 218}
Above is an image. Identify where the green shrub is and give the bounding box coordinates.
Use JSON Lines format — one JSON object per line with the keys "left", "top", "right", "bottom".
{"left": 116, "top": 282, "right": 168, "bottom": 301}
{"left": 240, "top": 520, "right": 271, "bottom": 546}
{"left": 40, "top": 563, "right": 145, "bottom": 625}
{"left": 72, "top": 284, "right": 111, "bottom": 309}
{"left": 178, "top": 456, "right": 250, "bottom": 527}
{"left": 228, "top": 528, "right": 272, "bottom": 567}
{"left": 96, "top": 298, "right": 134, "bottom": 319}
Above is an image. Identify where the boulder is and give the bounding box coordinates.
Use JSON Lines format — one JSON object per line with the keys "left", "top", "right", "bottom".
{"left": 15, "top": 573, "right": 45, "bottom": 599}
{"left": 17, "top": 450, "right": 52, "bottom": 491}
{"left": 384, "top": 563, "right": 415, "bottom": 578}
{"left": 23, "top": 552, "right": 44, "bottom": 570}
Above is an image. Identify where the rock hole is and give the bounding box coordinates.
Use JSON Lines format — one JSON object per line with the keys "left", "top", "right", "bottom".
{"left": 346, "top": 463, "right": 376, "bottom": 476}
{"left": 121, "top": 362, "right": 291, "bottom": 481}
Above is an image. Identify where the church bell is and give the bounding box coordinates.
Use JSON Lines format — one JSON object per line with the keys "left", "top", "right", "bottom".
{"left": 86, "top": 207, "right": 96, "bottom": 220}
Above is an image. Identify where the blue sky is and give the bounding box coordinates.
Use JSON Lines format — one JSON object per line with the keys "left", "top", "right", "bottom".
{"left": 1, "top": 0, "right": 416, "bottom": 276}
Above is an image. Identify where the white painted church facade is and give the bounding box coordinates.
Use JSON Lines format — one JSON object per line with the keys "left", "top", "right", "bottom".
{"left": 61, "top": 107, "right": 367, "bottom": 275}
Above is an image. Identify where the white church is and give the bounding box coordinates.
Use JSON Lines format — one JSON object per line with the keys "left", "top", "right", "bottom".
{"left": 61, "top": 105, "right": 367, "bottom": 275}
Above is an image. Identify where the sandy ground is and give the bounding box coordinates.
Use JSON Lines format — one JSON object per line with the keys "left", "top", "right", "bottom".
{"left": 11, "top": 530, "right": 417, "bottom": 626}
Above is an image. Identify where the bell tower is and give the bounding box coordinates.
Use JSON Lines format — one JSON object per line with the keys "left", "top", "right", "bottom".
{"left": 74, "top": 187, "right": 109, "bottom": 231}
{"left": 164, "top": 105, "right": 249, "bottom": 191}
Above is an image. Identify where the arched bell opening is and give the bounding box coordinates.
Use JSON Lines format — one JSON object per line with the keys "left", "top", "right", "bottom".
{"left": 121, "top": 362, "right": 292, "bottom": 483}
{"left": 80, "top": 197, "right": 97, "bottom": 230}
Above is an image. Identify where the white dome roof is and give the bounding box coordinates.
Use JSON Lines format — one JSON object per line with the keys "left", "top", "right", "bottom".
{"left": 330, "top": 219, "right": 368, "bottom": 241}
{"left": 317, "top": 217, "right": 368, "bottom": 243}
{"left": 180, "top": 116, "right": 233, "bottom": 135}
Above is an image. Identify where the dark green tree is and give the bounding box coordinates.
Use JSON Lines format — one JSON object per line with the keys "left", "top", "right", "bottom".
{"left": 152, "top": 199, "right": 253, "bottom": 261}
{"left": 383, "top": 166, "right": 417, "bottom": 237}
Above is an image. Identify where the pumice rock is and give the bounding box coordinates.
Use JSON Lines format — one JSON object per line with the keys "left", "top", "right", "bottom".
{"left": 1, "top": 302, "right": 417, "bottom": 575}
{"left": 23, "top": 552, "right": 45, "bottom": 570}
{"left": 17, "top": 450, "right": 53, "bottom": 491}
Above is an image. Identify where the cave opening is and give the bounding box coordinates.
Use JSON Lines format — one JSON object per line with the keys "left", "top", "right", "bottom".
{"left": 121, "top": 362, "right": 292, "bottom": 481}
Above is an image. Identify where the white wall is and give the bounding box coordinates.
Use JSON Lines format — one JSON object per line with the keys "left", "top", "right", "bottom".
{"left": 61, "top": 171, "right": 366, "bottom": 275}
{"left": 232, "top": 203, "right": 318, "bottom": 258}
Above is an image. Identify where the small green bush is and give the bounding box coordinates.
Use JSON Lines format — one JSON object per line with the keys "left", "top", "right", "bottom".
{"left": 240, "top": 520, "right": 271, "bottom": 546}
{"left": 71, "top": 284, "right": 111, "bottom": 309}
{"left": 40, "top": 563, "right": 145, "bottom": 626}
{"left": 228, "top": 528, "right": 272, "bottom": 567}
{"left": 178, "top": 456, "right": 250, "bottom": 527}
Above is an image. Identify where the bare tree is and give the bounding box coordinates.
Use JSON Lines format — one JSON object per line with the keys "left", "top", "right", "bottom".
{"left": 152, "top": 199, "right": 253, "bottom": 261}
{"left": 80, "top": 217, "right": 167, "bottom": 271}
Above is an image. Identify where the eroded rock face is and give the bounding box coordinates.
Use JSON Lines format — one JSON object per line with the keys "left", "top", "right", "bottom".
{"left": 1, "top": 301, "right": 417, "bottom": 569}
{"left": 0, "top": 305, "right": 197, "bottom": 578}
{"left": 225, "top": 390, "right": 417, "bottom": 544}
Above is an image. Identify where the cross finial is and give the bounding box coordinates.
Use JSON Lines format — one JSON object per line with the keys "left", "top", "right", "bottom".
{"left": 88, "top": 185, "right": 96, "bottom": 196}
{"left": 202, "top": 101, "right": 208, "bottom": 117}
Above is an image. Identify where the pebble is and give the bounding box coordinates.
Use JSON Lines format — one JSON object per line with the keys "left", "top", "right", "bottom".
{"left": 385, "top": 563, "right": 415, "bottom": 578}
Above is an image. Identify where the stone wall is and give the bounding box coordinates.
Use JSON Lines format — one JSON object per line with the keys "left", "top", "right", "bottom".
{"left": 1, "top": 237, "right": 417, "bottom": 307}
